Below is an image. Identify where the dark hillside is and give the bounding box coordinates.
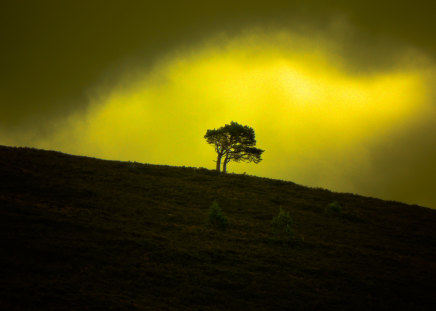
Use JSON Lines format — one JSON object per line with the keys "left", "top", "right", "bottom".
{"left": 1, "top": 145, "right": 435, "bottom": 310}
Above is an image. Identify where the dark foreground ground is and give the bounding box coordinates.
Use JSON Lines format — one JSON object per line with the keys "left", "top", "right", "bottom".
{"left": 1, "top": 145, "right": 435, "bottom": 310}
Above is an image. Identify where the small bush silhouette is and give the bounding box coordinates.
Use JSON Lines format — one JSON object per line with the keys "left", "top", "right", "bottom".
{"left": 208, "top": 201, "right": 228, "bottom": 230}
{"left": 271, "top": 208, "right": 294, "bottom": 239}
{"left": 325, "top": 201, "right": 343, "bottom": 215}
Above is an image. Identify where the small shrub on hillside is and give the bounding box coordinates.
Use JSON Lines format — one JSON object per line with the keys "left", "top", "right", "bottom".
{"left": 325, "top": 201, "right": 343, "bottom": 215}
{"left": 208, "top": 201, "right": 228, "bottom": 230}
{"left": 271, "top": 208, "right": 294, "bottom": 240}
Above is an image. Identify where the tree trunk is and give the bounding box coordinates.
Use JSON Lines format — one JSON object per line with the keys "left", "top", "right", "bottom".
{"left": 223, "top": 155, "right": 229, "bottom": 173}
{"left": 216, "top": 154, "right": 222, "bottom": 172}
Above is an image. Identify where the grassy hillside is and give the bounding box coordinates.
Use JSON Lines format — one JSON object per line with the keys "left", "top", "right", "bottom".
{"left": 1, "top": 145, "right": 435, "bottom": 310}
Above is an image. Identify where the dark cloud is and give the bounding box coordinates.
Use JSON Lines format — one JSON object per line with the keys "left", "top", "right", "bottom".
{"left": 352, "top": 109, "right": 436, "bottom": 207}
{"left": 1, "top": 0, "right": 435, "bottom": 128}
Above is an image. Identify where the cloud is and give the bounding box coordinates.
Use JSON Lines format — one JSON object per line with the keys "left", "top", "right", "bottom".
{"left": 349, "top": 73, "right": 436, "bottom": 207}
{"left": 1, "top": 0, "right": 436, "bottom": 130}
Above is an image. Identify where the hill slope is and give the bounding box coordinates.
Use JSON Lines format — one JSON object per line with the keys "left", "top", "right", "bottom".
{"left": 1, "top": 145, "right": 435, "bottom": 310}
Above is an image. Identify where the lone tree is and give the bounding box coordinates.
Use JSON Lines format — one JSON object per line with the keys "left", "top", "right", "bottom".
{"left": 204, "top": 121, "right": 264, "bottom": 173}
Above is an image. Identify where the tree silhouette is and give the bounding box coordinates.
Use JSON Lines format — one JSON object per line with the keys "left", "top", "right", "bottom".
{"left": 204, "top": 121, "right": 264, "bottom": 173}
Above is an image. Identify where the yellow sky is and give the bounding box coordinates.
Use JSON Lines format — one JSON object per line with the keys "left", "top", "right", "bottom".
{"left": 5, "top": 30, "right": 435, "bottom": 207}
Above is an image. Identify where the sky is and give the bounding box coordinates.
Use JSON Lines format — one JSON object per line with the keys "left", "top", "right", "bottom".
{"left": 1, "top": 0, "right": 436, "bottom": 208}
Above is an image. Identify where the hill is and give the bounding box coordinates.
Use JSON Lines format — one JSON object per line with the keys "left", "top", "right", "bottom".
{"left": 1, "top": 145, "right": 435, "bottom": 310}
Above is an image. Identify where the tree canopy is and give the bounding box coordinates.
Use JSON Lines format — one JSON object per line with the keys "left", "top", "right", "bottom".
{"left": 204, "top": 121, "right": 264, "bottom": 173}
